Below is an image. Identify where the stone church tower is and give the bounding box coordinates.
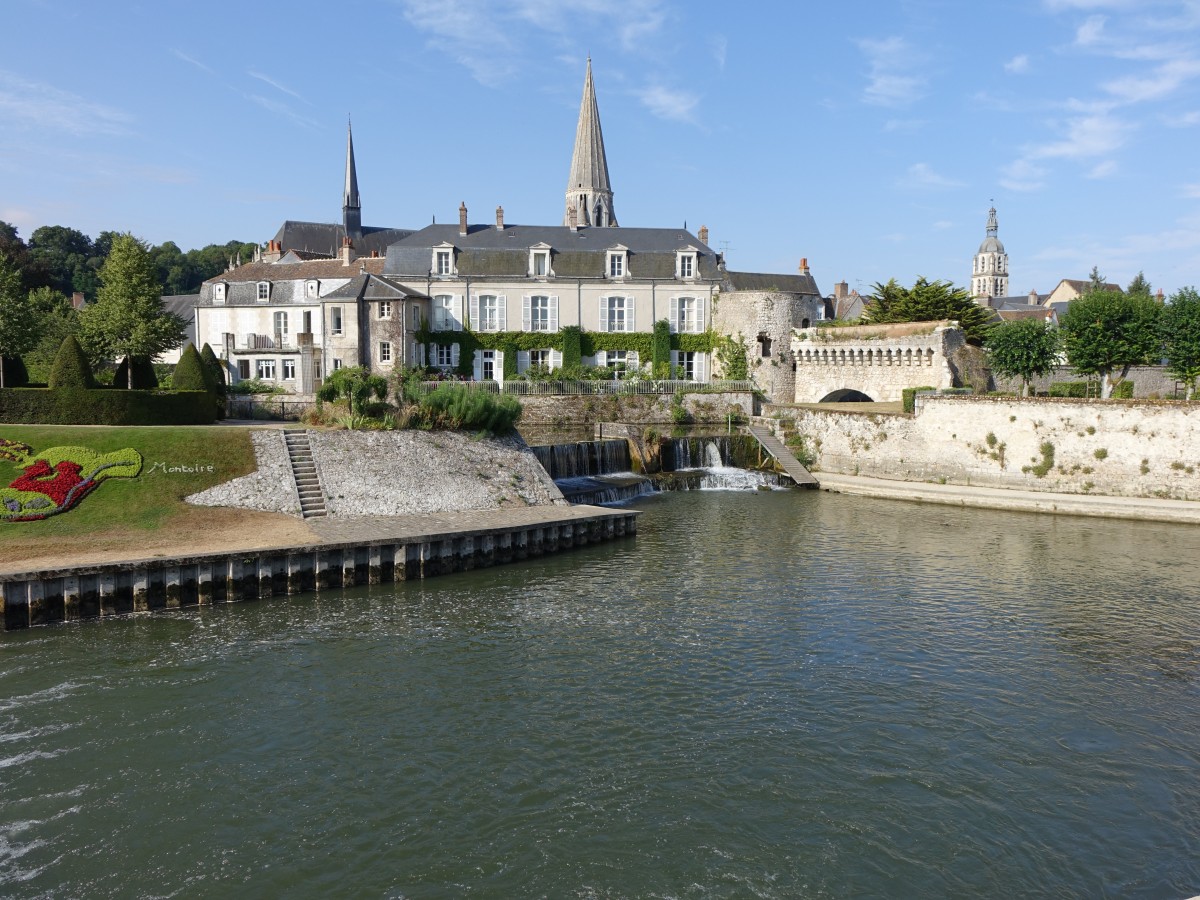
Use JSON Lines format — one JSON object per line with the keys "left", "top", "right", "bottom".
{"left": 564, "top": 58, "right": 617, "bottom": 227}
{"left": 971, "top": 206, "right": 1008, "bottom": 302}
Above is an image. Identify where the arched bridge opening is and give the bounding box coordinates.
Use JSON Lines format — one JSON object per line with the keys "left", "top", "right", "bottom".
{"left": 819, "top": 389, "right": 874, "bottom": 403}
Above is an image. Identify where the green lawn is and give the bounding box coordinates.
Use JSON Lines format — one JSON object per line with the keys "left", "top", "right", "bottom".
{"left": 0, "top": 425, "right": 257, "bottom": 550}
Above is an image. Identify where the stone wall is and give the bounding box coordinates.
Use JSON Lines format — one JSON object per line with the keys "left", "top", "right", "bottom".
{"left": 516, "top": 391, "right": 755, "bottom": 428}
{"left": 791, "top": 321, "right": 965, "bottom": 403}
{"left": 994, "top": 365, "right": 1185, "bottom": 399}
{"left": 765, "top": 395, "right": 1200, "bottom": 500}
{"left": 712, "top": 290, "right": 824, "bottom": 403}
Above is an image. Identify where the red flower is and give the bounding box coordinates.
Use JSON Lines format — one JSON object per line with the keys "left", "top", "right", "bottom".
{"left": 9, "top": 460, "right": 92, "bottom": 507}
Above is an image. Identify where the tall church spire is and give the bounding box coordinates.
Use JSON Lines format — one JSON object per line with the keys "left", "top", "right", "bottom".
{"left": 343, "top": 118, "right": 362, "bottom": 241}
{"left": 564, "top": 58, "right": 617, "bottom": 227}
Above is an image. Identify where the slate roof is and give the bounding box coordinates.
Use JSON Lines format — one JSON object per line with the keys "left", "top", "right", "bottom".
{"left": 160, "top": 294, "right": 198, "bottom": 320}
{"left": 321, "top": 273, "right": 429, "bottom": 302}
{"left": 386, "top": 224, "right": 721, "bottom": 281}
{"left": 722, "top": 270, "right": 822, "bottom": 296}
{"left": 273, "top": 221, "right": 415, "bottom": 258}
{"left": 198, "top": 257, "right": 388, "bottom": 307}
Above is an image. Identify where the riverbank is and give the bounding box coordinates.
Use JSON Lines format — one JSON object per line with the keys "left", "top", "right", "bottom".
{"left": 816, "top": 471, "right": 1200, "bottom": 524}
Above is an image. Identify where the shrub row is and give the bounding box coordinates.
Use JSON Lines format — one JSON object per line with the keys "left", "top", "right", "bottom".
{"left": 902, "top": 385, "right": 936, "bottom": 414}
{"left": 0, "top": 388, "right": 216, "bottom": 425}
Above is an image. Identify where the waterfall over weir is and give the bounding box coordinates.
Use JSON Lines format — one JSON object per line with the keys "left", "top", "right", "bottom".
{"left": 531, "top": 436, "right": 786, "bottom": 505}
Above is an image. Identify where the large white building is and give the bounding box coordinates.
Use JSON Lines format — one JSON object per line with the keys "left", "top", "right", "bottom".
{"left": 970, "top": 206, "right": 1009, "bottom": 302}
{"left": 194, "top": 61, "right": 824, "bottom": 401}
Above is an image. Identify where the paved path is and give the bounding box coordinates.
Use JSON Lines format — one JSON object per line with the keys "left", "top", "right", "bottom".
{"left": 816, "top": 471, "right": 1200, "bottom": 524}
{"left": 745, "top": 425, "right": 819, "bottom": 487}
{"left": 307, "top": 504, "right": 634, "bottom": 544}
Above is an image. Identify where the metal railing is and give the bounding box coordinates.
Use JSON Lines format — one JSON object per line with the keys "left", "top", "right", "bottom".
{"left": 227, "top": 398, "right": 316, "bottom": 421}
{"left": 412, "top": 379, "right": 756, "bottom": 396}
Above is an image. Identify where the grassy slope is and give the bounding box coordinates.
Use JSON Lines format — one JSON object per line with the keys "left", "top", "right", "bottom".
{"left": 0, "top": 426, "right": 257, "bottom": 554}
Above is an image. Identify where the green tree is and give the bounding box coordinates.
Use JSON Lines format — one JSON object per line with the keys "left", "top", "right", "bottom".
{"left": 984, "top": 318, "right": 1061, "bottom": 396}
{"left": 1088, "top": 266, "right": 1106, "bottom": 290}
{"left": 23, "top": 287, "right": 79, "bottom": 382}
{"left": 1160, "top": 286, "right": 1200, "bottom": 399}
{"left": 80, "top": 233, "right": 186, "bottom": 387}
{"left": 0, "top": 254, "right": 38, "bottom": 388}
{"left": 1126, "top": 271, "right": 1152, "bottom": 297}
{"left": 864, "top": 276, "right": 995, "bottom": 345}
{"left": 1060, "top": 289, "right": 1161, "bottom": 398}
{"left": 316, "top": 365, "right": 388, "bottom": 416}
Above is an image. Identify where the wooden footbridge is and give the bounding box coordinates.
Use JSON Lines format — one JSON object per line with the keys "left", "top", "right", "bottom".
{"left": 745, "top": 425, "right": 820, "bottom": 488}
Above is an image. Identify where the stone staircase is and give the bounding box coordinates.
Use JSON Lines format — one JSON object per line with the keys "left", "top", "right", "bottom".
{"left": 283, "top": 430, "right": 327, "bottom": 518}
{"left": 745, "top": 425, "right": 820, "bottom": 489}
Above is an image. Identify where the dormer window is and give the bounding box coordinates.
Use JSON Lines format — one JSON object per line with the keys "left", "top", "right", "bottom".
{"left": 306, "top": 280, "right": 319, "bottom": 298}
{"left": 677, "top": 248, "right": 698, "bottom": 280}
{"left": 433, "top": 244, "right": 456, "bottom": 276}
{"left": 608, "top": 246, "right": 628, "bottom": 279}
{"left": 256, "top": 282, "right": 270, "bottom": 302}
{"left": 212, "top": 283, "right": 226, "bottom": 304}
{"left": 528, "top": 243, "right": 553, "bottom": 278}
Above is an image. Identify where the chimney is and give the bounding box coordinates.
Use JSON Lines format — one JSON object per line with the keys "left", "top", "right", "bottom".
{"left": 341, "top": 236, "right": 356, "bottom": 266}
{"left": 798, "top": 257, "right": 810, "bottom": 275}
{"left": 459, "top": 201, "right": 468, "bottom": 236}
{"left": 496, "top": 206, "right": 505, "bottom": 230}
{"left": 1028, "top": 288, "right": 1039, "bottom": 305}
{"left": 262, "top": 239, "right": 282, "bottom": 264}
{"left": 698, "top": 225, "right": 709, "bottom": 245}
{"left": 71, "top": 291, "right": 86, "bottom": 310}
{"left": 568, "top": 205, "right": 578, "bottom": 232}
{"left": 1156, "top": 287, "right": 1165, "bottom": 303}
{"left": 834, "top": 281, "right": 848, "bottom": 301}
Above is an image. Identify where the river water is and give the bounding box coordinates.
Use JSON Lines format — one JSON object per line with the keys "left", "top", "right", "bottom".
{"left": 3, "top": 490, "right": 1200, "bottom": 898}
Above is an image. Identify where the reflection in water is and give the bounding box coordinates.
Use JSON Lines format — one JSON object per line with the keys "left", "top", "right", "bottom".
{"left": 2, "top": 491, "right": 1200, "bottom": 898}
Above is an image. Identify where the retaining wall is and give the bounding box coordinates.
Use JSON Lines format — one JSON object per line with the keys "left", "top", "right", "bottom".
{"left": 517, "top": 391, "right": 754, "bottom": 427}
{"left": 0, "top": 510, "right": 637, "bottom": 630}
{"left": 765, "top": 395, "right": 1200, "bottom": 500}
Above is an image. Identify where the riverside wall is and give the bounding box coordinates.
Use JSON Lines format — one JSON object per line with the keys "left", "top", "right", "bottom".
{"left": 766, "top": 395, "right": 1200, "bottom": 500}
{"left": 0, "top": 509, "right": 638, "bottom": 630}
{"left": 516, "top": 391, "right": 755, "bottom": 428}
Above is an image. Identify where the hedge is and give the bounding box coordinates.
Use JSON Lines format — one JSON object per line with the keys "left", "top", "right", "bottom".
{"left": 1048, "top": 381, "right": 1093, "bottom": 398}
{"left": 0, "top": 388, "right": 216, "bottom": 425}
{"left": 902, "top": 385, "right": 936, "bottom": 413}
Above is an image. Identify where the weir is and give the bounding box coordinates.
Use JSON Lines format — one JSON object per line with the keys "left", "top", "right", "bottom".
{"left": 531, "top": 433, "right": 789, "bottom": 504}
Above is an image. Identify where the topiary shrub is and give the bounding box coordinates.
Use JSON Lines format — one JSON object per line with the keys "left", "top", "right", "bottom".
{"left": 113, "top": 355, "right": 159, "bottom": 389}
{"left": 199, "top": 342, "right": 227, "bottom": 419}
{"left": 561, "top": 325, "right": 582, "bottom": 371}
{"left": 2, "top": 356, "right": 30, "bottom": 388}
{"left": 48, "top": 335, "right": 97, "bottom": 389}
{"left": 172, "top": 344, "right": 211, "bottom": 392}
{"left": 652, "top": 319, "right": 671, "bottom": 378}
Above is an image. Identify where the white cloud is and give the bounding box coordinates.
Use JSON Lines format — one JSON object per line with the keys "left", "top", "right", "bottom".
{"left": 1001, "top": 158, "right": 1048, "bottom": 192}
{"left": 857, "top": 36, "right": 926, "bottom": 107}
{"left": 1030, "top": 113, "right": 1129, "bottom": 159}
{"left": 395, "top": 0, "right": 670, "bottom": 83}
{"left": 883, "top": 118, "right": 927, "bottom": 132}
{"left": 1182, "top": 182, "right": 1200, "bottom": 198}
{"left": 1076, "top": 15, "right": 1107, "bottom": 45}
{"left": 0, "top": 70, "right": 132, "bottom": 135}
{"left": 1165, "top": 109, "right": 1200, "bottom": 126}
{"left": 711, "top": 34, "right": 727, "bottom": 71}
{"left": 171, "top": 49, "right": 214, "bottom": 75}
{"left": 1004, "top": 54, "right": 1030, "bottom": 74}
{"left": 1102, "top": 57, "right": 1200, "bottom": 103}
{"left": 933, "top": 220, "right": 955, "bottom": 230}
{"left": 1087, "top": 159, "right": 1118, "bottom": 178}
{"left": 247, "top": 94, "right": 318, "bottom": 129}
{"left": 248, "top": 71, "right": 307, "bottom": 103}
{"left": 635, "top": 84, "right": 699, "bottom": 123}
{"left": 898, "top": 163, "right": 964, "bottom": 189}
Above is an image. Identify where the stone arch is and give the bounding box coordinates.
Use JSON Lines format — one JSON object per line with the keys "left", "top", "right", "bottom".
{"left": 819, "top": 389, "right": 874, "bottom": 402}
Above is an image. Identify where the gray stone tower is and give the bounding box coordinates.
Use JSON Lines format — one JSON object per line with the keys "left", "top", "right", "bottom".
{"left": 343, "top": 120, "right": 362, "bottom": 242}
{"left": 971, "top": 206, "right": 1008, "bottom": 302}
{"left": 564, "top": 58, "right": 617, "bottom": 228}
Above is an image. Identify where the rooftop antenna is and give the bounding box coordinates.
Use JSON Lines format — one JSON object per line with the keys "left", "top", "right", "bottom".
{"left": 718, "top": 240, "right": 733, "bottom": 257}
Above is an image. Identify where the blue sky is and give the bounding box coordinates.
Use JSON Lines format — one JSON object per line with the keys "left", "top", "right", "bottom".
{"left": 3, "top": 0, "right": 1200, "bottom": 297}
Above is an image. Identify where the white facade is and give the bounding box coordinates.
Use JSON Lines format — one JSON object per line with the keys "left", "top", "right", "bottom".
{"left": 971, "top": 207, "right": 1009, "bottom": 301}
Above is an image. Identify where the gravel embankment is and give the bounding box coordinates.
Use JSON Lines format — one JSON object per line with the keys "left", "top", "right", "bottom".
{"left": 187, "top": 429, "right": 565, "bottom": 518}
{"left": 187, "top": 431, "right": 301, "bottom": 515}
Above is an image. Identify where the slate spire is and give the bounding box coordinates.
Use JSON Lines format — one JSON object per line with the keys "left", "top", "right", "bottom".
{"left": 343, "top": 118, "right": 362, "bottom": 241}
{"left": 564, "top": 58, "right": 617, "bottom": 227}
